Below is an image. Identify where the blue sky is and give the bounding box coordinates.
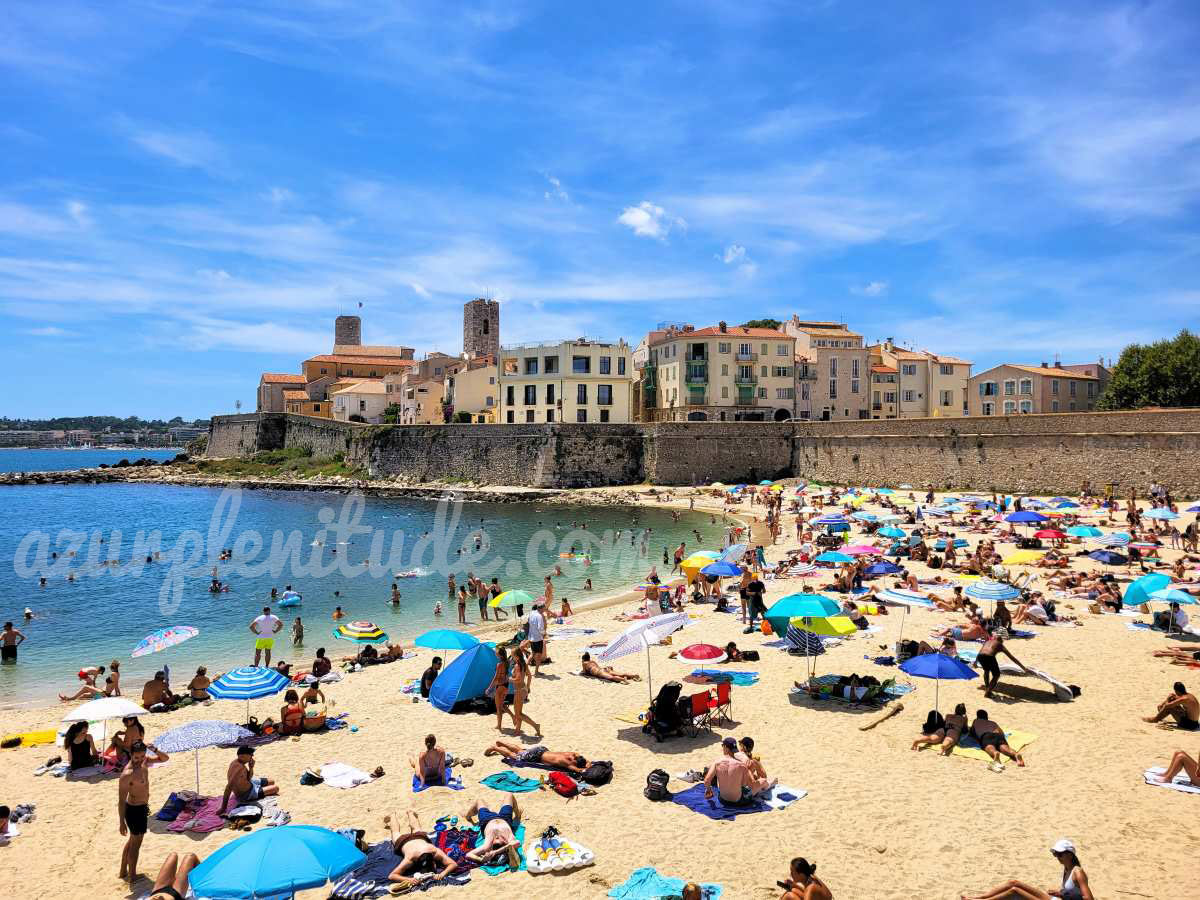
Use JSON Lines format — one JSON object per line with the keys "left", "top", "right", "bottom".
{"left": 2, "top": 1, "right": 1198, "bottom": 419}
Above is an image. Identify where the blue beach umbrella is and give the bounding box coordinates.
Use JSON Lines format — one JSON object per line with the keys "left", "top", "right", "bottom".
{"left": 131, "top": 625, "right": 199, "bottom": 658}
{"left": 934, "top": 538, "right": 969, "bottom": 550}
{"left": 207, "top": 666, "right": 291, "bottom": 720}
{"left": 155, "top": 720, "right": 254, "bottom": 792}
{"left": 1123, "top": 573, "right": 1171, "bottom": 607}
{"left": 1149, "top": 588, "right": 1198, "bottom": 606}
{"left": 1055, "top": 501, "right": 1079, "bottom": 509}
{"left": 764, "top": 594, "right": 840, "bottom": 637}
{"left": 852, "top": 512, "right": 879, "bottom": 522}
{"left": 899, "top": 651, "right": 977, "bottom": 711}
{"left": 759, "top": 479, "right": 774, "bottom": 486}
{"left": 1067, "top": 526, "right": 1103, "bottom": 538}
{"left": 825, "top": 522, "right": 851, "bottom": 533}
{"left": 1094, "top": 533, "right": 1131, "bottom": 547}
{"left": 1188, "top": 505, "right": 1200, "bottom": 512}
{"left": 966, "top": 579, "right": 1020, "bottom": 604}
{"left": 719, "top": 542, "right": 748, "bottom": 563}
{"left": 815, "top": 551, "right": 853, "bottom": 564}
{"left": 864, "top": 560, "right": 904, "bottom": 576}
{"left": 1089, "top": 549, "right": 1128, "bottom": 566}
{"left": 876, "top": 488, "right": 894, "bottom": 495}
{"left": 878, "top": 526, "right": 906, "bottom": 539}
{"left": 1145, "top": 508, "right": 1179, "bottom": 520}
{"left": 189, "top": 825, "right": 366, "bottom": 900}
{"left": 414, "top": 629, "right": 481, "bottom": 651}
{"left": 700, "top": 560, "right": 742, "bottom": 577}
{"left": 1005, "top": 511, "right": 1049, "bottom": 524}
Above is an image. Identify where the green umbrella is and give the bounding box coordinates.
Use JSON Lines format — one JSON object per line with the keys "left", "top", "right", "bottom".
{"left": 490, "top": 589, "right": 537, "bottom": 609}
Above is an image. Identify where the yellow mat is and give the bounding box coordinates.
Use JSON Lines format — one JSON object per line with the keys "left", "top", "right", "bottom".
{"left": 952, "top": 730, "right": 1036, "bottom": 762}
{"left": 614, "top": 709, "right": 647, "bottom": 725}
{"left": 2, "top": 729, "right": 57, "bottom": 749}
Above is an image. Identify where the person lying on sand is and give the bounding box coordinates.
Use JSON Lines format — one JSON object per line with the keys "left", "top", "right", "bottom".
{"left": 384, "top": 810, "right": 458, "bottom": 888}
{"left": 1143, "top": 681, "right": 1200, "bottom": 730}
{"left": 912, "top": 710, "right": 947, "bottom": 751}
{"left": 581, "top": 652, "right": 640, "bottom": 682}
{"left": 146, "top": 852, "right": 200, "bottom": 900}
{"left": 940, "top": 703, "right": 969, "bottom": 756}
{"left": 464, "top": 793, "right": 522, "bottom": 869}
{"left": 960, "top": 837, "right": 1092, "bottom": 899}
{"left": 931, "top": 621, "right": 989, "bottom": 642}
{"left": 969, "top": 709, "right": 1026, "bottom": 768}
{"left": 483, "top": 741, "right": 588, "bottom": 774}
{"left": 1150, "top": 748, "right": 1200, "bottom": 787}
{"left": 1151, "top": 646, "right": 1200, "bottom": 665}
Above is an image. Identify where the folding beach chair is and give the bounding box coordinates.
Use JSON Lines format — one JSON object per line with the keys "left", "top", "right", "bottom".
{"left": 708, "top": 681, "right": 732, "bottom": 725}
{"left": 684, "top": 691, "right": 713, "bottom": 736}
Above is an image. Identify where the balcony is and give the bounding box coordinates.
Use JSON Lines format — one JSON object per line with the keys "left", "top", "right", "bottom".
{"left": 686, "top": 389, "right": 706, "bottom": 405}
{"left": 735, "top": 351, "right": 758, "bottom": 362}
{"left": 734, "top": 372, "right": 757, "bottom": 385}
{"left": 684, "top": 350, "right": 707, "bottom": 362}
{"left": 685, "top": 367, "right": 708, "bottom": 385}
{"left": 796, "top": 369, "right": 818, "bottom": 381}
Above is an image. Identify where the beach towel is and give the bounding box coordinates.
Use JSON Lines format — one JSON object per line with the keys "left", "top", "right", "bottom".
{"left": 480, "top": 771, "right": 541, "bottom": 794}
{"left": 320, "top": 763, "right": 374, "bottom": 789}
{"left": 952, "top": 731, "right": 1037, "bottom": 762}
{"left": 0, "top": 824, "right": 20, "bottom": 842}
{"left": 613, "top": 709, "right": 647, "bottom": 725}
{"left": 608, "top": 866, "right": 723, "bottom": 899}
{"left": 168, "top": 796, "right": 226, "bottom": 833}
{"left": 688, "top": 669, "right": 759, "bottom": 686}
{"left": 669, "top": 783, "right": 773, "bottom": 821}
{"left": 547, "top": 627, "right": 598, "bottom": 641}
{"left": 1143, "top": 767, "right": 1200, "bottom": 795}
{"left": 1127, "top": 622, "right": 1153, "bottom": 631}
{"left": 478, "top": 823, "right": 526, "bottom": 876}
{"left": 330, "top": 841, "right": 472, "bottom": 898}
{"left": 1, "top": 729, "right": 57, "bottom": 749}
{"left": 759, "top": 783, "right": 807, "bottom": 810}
{"left": 797, "top": 674, "right": 914, "bottom": 705}
{"left": 956, "top": 647, "right": 979, "bottom": 663}
{"left": 413, "top": 765, "right": 464, "bottom": 792}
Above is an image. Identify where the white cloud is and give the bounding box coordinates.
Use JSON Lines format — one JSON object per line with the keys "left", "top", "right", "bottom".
{"left": 66, "top": 200, "right": 91, "bottom": 227}
{"left": 266, "top": 186, "right": 294, "bottom": 207}
{"left": 858, "top": 280, "right": 888, "bottom": 296}
{"left": 717, "top": 243, "right": 757, "bottom": 278}
{"left": 617, "top": 201, "right": 687, "bottom": 240}
{"left": 129, "top": 128, "right": 224, "bottom": 171}
{"left": 543, "top": 174, "right": 569, "bottom": 202}
{"left": 26, "top": 325, "right": 73, "bottom": 337}
{"left": 410, "top": 282, "right": 431, "bottom": 298}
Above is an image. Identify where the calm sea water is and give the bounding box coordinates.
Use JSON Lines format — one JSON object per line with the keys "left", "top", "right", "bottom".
{"left": 0, "top": 483, "right": 717, "bottom": 706}
{"left": 0, "top": 448, "right": 182, "bottom": 473}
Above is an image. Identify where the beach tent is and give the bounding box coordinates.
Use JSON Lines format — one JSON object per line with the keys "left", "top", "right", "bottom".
{"left": 429, "top": 643, "right": 500, "bottom": 713}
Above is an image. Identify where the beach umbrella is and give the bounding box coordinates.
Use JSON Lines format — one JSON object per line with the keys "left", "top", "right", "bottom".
{"left": 852, "top": 512, "right": 879, "bottom": 522}
{"left": 1034, "top": 529, "right": 1066, "bottom": 539}
{"left": 1145, "top": 508, "right": 1179, "bottom": 520}
{"left": 965, "top": 579, "right": 1020, "bottom": 604}
{"left": 1002, "top": 549, "right": 1045, "bottom": 565}
{"left": 790, "top": 615, "right": 857, "bottom": 681}
{"left": 681, "top": 551, "right": 721, "bottom": 567}
{"left": 864, "top": 561, "right": 903, "bottom": 576}
{"left": 719, "top": 542, "right": 748, "bottom": 563}
{"left": 62, "top": 697, "right": 149, "bottom": 746}
{"left": 207, "top": 666, "right": 291, "bottom": 720}
{"left": 490, "top": 589, "right": 536, "bottom": 609}
{"left": 1187, "top": 505, "right": 1200, "bottom": 512}
{"left": 813, "top": 515, "right": 847, "bottom": 525}
{"left": 758, "top": 479, "right": 773, "bottom": 486}
{"left": 1054, "top": 501, "right": 1079, "bottom": 509}
{"left": 899, "top": 651, "right": 977, "bottom": 711}
{"left": 710, "top": 482, "right": 725, "bottom": 488}
{"left": 331, "top": 621, "right": 387, "bottom": 644}
{"left": 414, "top": 629, "right": 480, "bottom": 651}
{"left": 923, "top": 507, "right": 949, "bottom": 517}
{"left": 933, "top": 538, "right": 969, "bottom": 550}
{"left": 1021, "top": 499, "right": 1048, "bottom": 509}
{"left": 765, "top": 594, "right": 840, "bottom": 637}
{"left": 878, "top": 526, "right": 906, "bottom": 539}
{"left": 1093, "top": 533, "right": 1130, "bottom": 546}
{"left": 155, "top": 720, "right": 254, "bottom": 792}
{"left": 824, "top": 522, "right": 851, "bottom": 533}
{"left": 1088, "top": 549, "right": 1128, "bottom": 566}
{"left": 876, "top": 488, "right": 894, "bottom": 495}
{"left": 815, "top": 551, "right": 853, "bottom": 564}
{"left": 131, "top": 625, "right": 199, "bottom": 658}
{"left": 1149, "top": 588, "right": 1198, "bottom": 605}
{"left": 597, "top": 611, "right": 689, "bottom": 699}
{"left": 1005, "top": 511, "right": 1049, "bottom": 525}
{"left": 679, "top": 643, "right": 726, "bottom": 663}
{"left": 1123, "top": 573, "right": 1171, "bottom": 608}
{"left": 189, "top": 825, "right": 365, "bottom": 899}
{"left": 700, "top": 560, "right": 742, "bottom": 577}
{"left": 1067, "top": 525, "right": 1103, "bottom": 537}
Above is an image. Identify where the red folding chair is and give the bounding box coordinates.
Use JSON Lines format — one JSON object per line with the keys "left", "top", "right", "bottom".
{"left": 685, "top": 690, "right": 713, "bottom": 736}
{"left": 708, "top": 681, "right": 732, "bottom": 725}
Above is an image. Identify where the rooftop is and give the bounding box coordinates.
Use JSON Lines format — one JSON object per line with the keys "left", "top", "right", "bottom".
{"left": 651, "top": 324, "right": 790, "bottom": 344}
{"left": 332, "top": 344, "right": 414, "bottom": 358}
{"left": 306, "top": 354, "right": 416, "bottom": 367}
{"left": 976, "top": 363, "right": 1100, "bottom": 380}
{"left": 331, "top": 380, "right": 388, "bottom": 395}
{"left": 281, "top": 390, "right": 307, "bottom": 400}
{"left": 260, "top": 373, "right": 306, "bottom": 384}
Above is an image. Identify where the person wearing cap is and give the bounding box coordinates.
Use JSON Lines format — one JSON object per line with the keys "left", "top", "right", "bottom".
{"left": 703, "top": 737, "right": 773, "bottom": 805}
{"left": 961, "top": 838, "right": 1091, "bottom": 899}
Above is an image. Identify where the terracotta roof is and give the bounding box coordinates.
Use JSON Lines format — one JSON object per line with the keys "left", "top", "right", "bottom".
{"left": 870, "top": 364, "right": 897, "bottom": 374}
{"left": 976, "top": 364, "right": 1099, "bottom": 381}
{"left": 652, "top": 325, "right": 792, "bottom": 344}
{"left": 306, "top": 354, "right": 416, "bottom": 367}
{"left": 930, "top": 354, "right": 971, "bottom": 366}
{"left": 332, "top": 344, "right": 414, "bottom": 357}
{"left": 260, "top": 373, "right": 306, "bottom": 384}
{"left": 788, "top": 321, "right": 861, "bottom": 337}
{"left": 331, "top": 380, "right": 388, "bottom": 395}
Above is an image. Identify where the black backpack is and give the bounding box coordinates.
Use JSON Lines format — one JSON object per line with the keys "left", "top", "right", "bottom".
{"left": 644, "top": 768, "right": 672, "bottom": 801}
{"left": 582, "top": 760, "right": 613, "bottom": 786}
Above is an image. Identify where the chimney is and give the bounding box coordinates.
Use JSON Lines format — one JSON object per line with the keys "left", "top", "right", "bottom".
{"left": 1054, "top": 361, "right": 1062, "bottom": 368}
{"left": 718, "top": 321, "right": 727, "bottom": 333}
{"left": 1040, "top": 361, "right": 1048, "bottom": 368}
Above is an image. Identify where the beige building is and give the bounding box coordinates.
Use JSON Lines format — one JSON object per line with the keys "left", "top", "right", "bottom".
{"left": 783, "top": 318, "right": 869, "bottom": 420}
{"left": 445, "top": 356, "right": 498, "bottom": 423}
{"left": 868, "top": 363, "right": 899, "bottom": 419}
{"left": 968, "top": 362, "right": 1103, "bottom": 417}
{"left": 283, "top": 390, "right": 330, "bottom": 418}
{"left": 867, "top": 341, "right": 971, "bottom": 418}
{"left": 257, "top": 373, "right": 308, "bottom": 412}
{"left": 331, "top": 381, "right": 388, "bottom": 423}
{"left": 643, "top": 323, "right": 796, "bottom": 422}
{"left": 499, "top": 339, "right": 633, "bottom": 424}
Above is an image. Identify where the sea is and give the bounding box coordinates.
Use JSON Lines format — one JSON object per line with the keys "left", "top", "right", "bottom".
{"left": 0, "top": 474, "right": 719, "bottom": 707}
{"left": 0, "top": 447, "right": 182, "bottom": 473}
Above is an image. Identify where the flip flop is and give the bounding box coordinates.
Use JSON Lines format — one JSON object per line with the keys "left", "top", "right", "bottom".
{"left": 459, "top": 758, "right": 474, "bottom": 768}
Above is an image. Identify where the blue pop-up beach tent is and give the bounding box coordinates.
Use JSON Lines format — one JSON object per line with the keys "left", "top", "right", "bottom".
{"left": 430, "top": 643, "right": 500, "bottom": 713}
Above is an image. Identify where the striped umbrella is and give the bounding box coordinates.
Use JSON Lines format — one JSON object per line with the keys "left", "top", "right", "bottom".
{"left": 596, "top": 611, "right": 688, "bottom": 699}
{"left": 131, "top": 625, "right": 199, "bottom": 658}
{"left": 332, "top": 620, "right": 388, "bottom": 643}
{"left": 208, "top": 666, "right": 290, "bottom": 719}
{"left": 155, "top": 720, "right": 254, "bottom": 792}
{"left": 1093, "top": 533, "right": 1131, "bottom": 547}
{"left": 1144, "top": 508, "right": 1179, "bottom": 520}
{"left": 965, "top": 579, "right": 1021, "bottom": 603}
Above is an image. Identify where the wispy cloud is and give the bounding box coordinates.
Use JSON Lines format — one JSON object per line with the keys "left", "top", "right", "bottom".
{"left": 855, "top": 280, "right": 888, "bottom": 296}
{"left": 543, "top": 174, "right": 569, "bottom": 202}
{"left": 717, "top": 243, "right": 757, "bottom": 278}
{"left": 128, "top": 127, "right": 225, "bottom": 172}
{"left": 617, "top": 201, "right": 687, "bottom": 240}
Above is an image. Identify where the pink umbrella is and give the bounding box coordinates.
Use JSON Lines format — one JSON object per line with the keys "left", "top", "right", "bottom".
{"left": 842, "top": 545, "right": 878, "bottom": 555}
{"left": 679, "top": 643, "right": 727, "bottom": 663}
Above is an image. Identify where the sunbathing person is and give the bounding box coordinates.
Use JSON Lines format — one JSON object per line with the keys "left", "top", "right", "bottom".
{"left": 736, "top": 736, "right": 769, "bottom": 782}
{"left": 146, "top": 852, "right": 200, "bottom": 900}
{"left": 1143, "top": 681, "right": 1200, "bottom": 730}
{"left": 186, "top": 667, "right": 211, "bottom": 701}
{"left": 483, "top": 740, "right": 588, "bottom": 773}
{"left": 581, "top": 652, "right": 640, "bottom": 682}
{"left": 1149, "top": 748, "right": 1200, "bottom": 787}
{"left": 780, "top": 856, "right": 833, "bottom": 900}
{"left": 912, "top": 709, "right": 947, "bottom": 751}
{"left": 220, "top": 746, "right": 278, "bottom": 813}
{"left": 464, "top": 793, "right": 522, "bottom": 869}
{"left": 141, "top": 671, "right": 178, "bottom": 711}
{"left": 384, "top": 810, "right": 459, "bottom": 888}
{"left": 940, "top": 703, "right": 968, "bottom": 755}
{"left": 969, "top": 709, "right": 1026, "bottom": 768}
{"left": 1151, "top": 645, "right": 1200, "bottom": 665}
{"left": 411, "top": 734, "right": 447, "bottom": 788}
{"left": 961, "top": 838, "right": 1092, "bottom": 899}
{"left": 931, "top": 621, "right": 989, "bottom": 642}
{"left": 704, "top": 736, "right": 773, "bottom": 804}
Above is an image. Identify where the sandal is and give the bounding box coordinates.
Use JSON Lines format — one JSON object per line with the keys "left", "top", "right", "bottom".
{"left": 459, "top": 757, "right": 474, "bottom": 768}
{"left": 372, "top": 765, "right": 386, "bottom": 778}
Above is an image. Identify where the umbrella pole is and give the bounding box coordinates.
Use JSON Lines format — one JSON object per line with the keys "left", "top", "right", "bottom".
{"left": 646, "top": 647, "right": 653, "bottom": 702}
{"left": 195, "top": 749, "right": 201, "bottom": 794}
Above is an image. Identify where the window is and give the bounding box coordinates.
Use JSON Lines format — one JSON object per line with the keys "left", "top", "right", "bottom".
{"left": 776, "top": 387, "right": 794, "bottom": 399}
{"left": 830, "top": 358, "right": 838, "bottom": 377}
{"left": 758, "top": 387, "right": 767, "bottom": 398}
{"left": 721, "top": 364, "right": 729, "bottom": 376}
{"left": 525, "top": 409, "right": 535, "bottom": 422}
{"left": 940, "top": 390, "right": 953, "bottom": 406}
{"left": 902, "top": 364, "right": 917, "bottom": 376}
{"left": 600, "top": 409, "right": 610, "bottom": 422}
{"left": 940, "top": 364, "right": 953, "bottom": 375}
{"left": 599, "top": 356, "right": 611, "bottom": 374}
{"left": 1052, "top": 400, "right": 1059, "bottom": 412}
{"left": 884, "top": 391, "right": 896, "bottom": 403}
{"left": 1051, "top": 379, "right": 1059, "bottom": 395}
{"left": 738, "top": 365, "right": 754, "bottom": 380}
{"left": 982, "top": 402, "right": 994, "bottom": 415}
{"left": 1004, "top": 400, "right": 1016, "bottom": 414}
{"left": 829, "top": 380, "right": 837, "bottom": 399}
{"left": 524, "top": 357, "right": 538, "bottom": 375}
{"left": 801, "top": 383, "right": 810, "bottom": 400}
{"left": 572, "top": 356, "right": 590, "bottom": 374}
{"left": 981, "top": 381, "right": 997, "bottom": 396}
{"left": 773, "top": 366, "right": 791, "bottom": 377}
{"left": 851, "top": 359, "right": 859, "bottom": 378}
{"left": 618, "top": 357, "right": 626, "bottom": 375}
{"left": 506, "top": 410, "right": 514, "bottom": 423}
{"left": 577, "top": 384, "right": 588, "bottom": 404}
{"left": 721, "top": 386, "right": 728, "bottom": 398}
{"left": 851, "top": 379, "right": 860, "bottom": 394}
{"left": 718, "top": 342, "right": 731, "bottom": 354}
{"left": 760, "top": 343, "right": 767, "bottom": 355}
{"left": 1004, "top": 380, "right": 1016, "bottom": 396}
{"left": 739, "top": 342, "right": 752, "bottom": 356}
{"left": 544, "top": 356, "right": 559, "bottom": 374}
{"left": 760, "top": 366, "right": 767, "bottom": 377}
{"left": 598, "top": 384, "right": 612, "bottom": 405}
{"left": 903, "top": 390, "right": 915, "bottom": 403}
{"left": 1069, "top": 381, "right": 1077, "bottom": 397}
{"left": 546, "top": 409, "right": 555, "bottom": 422}
{"left": 777, "top": 344, "right": 788, "bottom": 356}
{"left": 1087, "top": 382, "right": 1095, "bottom": 397}
{"left": 485, "top": 395, "right": 493, "bottom": 406}
{"left": 523, "top": 385, "right": 536, "bottom": 405}
{"left": 576, "top": 409, "right": 588, "bottom": 423}
{"left": 1020, "top": 379, "right": 1032, "bottom": 395}
{"left": 320, "top": 368, "right": 327, "bottom": 375}
{"left": 546, "top": 384, "right": 555, "bottom": 404}
{"left": 1069, "top": 402, "right": 1076, "bottom": 411}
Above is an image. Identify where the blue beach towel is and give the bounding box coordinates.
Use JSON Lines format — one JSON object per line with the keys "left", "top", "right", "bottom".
{"left": 480, "top": 771, "right": 541, "bottom": 793}
{"left": 690, "top": 669, "right": 759, "bottom": 686}
{"left": 608, "top": 866, "right": 723, "bottom": 899}
{"left": 669, "top": 783, "right": 772, "bottom": 820}
{"left": 479, "top": 823, "right": 526, "bottom": 876}
{"left": 412, "top": 765, "right": 464, "bottom": 793}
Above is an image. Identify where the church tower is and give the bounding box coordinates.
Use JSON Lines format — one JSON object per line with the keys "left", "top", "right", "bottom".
{"left": 463, "top": 297, "right": 499, "bottom": 359}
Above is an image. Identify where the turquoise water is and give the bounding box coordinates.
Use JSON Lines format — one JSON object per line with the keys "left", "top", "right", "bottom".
{"left": 0, "top": 484, "right": 717, "bottom": 706}
{"left": 0, "top": 448, "right": 181, "bottom": 473}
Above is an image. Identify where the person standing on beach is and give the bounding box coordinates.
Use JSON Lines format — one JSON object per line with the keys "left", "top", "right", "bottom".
{"left": 292, "top": 617, "right": 304, "bottom": 647}
{"left": 472, "top": 573, "right": 489, "bottom": 622}
{"left": 527, "top": 600, "right": 547, "bottom": 678}
{"left": 118, "top": 740, "right": 169, "bottom": 884}
{"left": 250, "top": 607, "right": 283, "bottom": 667}
{"left": 1, "top": 622, "right": 26, "bottom": 664}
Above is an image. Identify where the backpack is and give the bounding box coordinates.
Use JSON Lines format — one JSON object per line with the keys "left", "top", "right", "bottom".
{"left": 547, "top": 771, "right": 579, "bottom": 798}
{"left": 644, "top": 768, "right": 672, "bottom": 802}
{"left": 581, "top": 760, "right": 613, "bottom": 786}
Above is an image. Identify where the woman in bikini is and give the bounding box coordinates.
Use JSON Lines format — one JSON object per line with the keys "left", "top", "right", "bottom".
{"left": 280, "top": 689, "right": 304, "bottom": 735}
{"left": 940, "top": 703, "right": 968, "bottom": 755}
{"left": 489, "top": 647, "right": 512, "bottom": 732}
{"left": 385, "top": 810, "right": 459, "bottom": 888}
{"left": 509, "top": 647, "right": 542, "bottom": 738}
{"left": 146, "top": 852, "right": 200, "bottom": 900}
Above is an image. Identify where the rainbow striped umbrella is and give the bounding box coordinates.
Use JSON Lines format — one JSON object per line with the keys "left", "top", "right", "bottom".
{"left": 131, "top": 625, "right": 199, "bottom": 658}
{"left": 332, "top": 620, "right": 388, "bottom": 644}
{"left": 490, "top": 589, "right": 536, "bottom": 609}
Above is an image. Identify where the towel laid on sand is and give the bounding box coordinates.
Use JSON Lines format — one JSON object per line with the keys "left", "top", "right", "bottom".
{"left": 608, "top": 866, "right": 722, "bottom": 898}
{"left": 952, "top": 731, "right": 1037, "bottom": 762}
{"left": 669, "top": 783, "right": 773, "bottom": 820}
{"left": 1144, "top": 766, "right": 1200, "bottom": 795}
{"left": 320, "top": 762, "right": 374, "bottom": 789}
{"left": 331, "top": 841, "right": 472, "bottom": 898}
{"left": 480, "top": 771, "right": 541, "bottom": 793}
{"left": 613, "top": 709, "right": 647, "bottom": 725}
{"left": 688, "top": 669, "right": 759, "bottom": 686}
{"left": 413, "top": 765, "right": 464, "bottom": 792}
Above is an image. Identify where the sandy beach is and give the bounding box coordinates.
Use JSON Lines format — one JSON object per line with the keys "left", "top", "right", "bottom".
{"left": 1, "top": 485, "right": 1198, "bottom": 900}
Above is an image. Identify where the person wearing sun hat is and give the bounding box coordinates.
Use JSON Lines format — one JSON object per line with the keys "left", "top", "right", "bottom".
{"left": 960, "top": 838, "right": 1093, "bottom": 899}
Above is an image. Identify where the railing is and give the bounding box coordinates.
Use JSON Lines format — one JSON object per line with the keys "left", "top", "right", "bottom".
{"left": 735, "top": 351, "right": 758, "bottom": 362}
{"left": 796, "top": 370, "right": 817, "bottom": 381}
{"left": 685, "top": 351, "right": 707, "bottom": 362}
{"left": 685, "top": 369, "right": 708, "bottom": 385}
{"left": 734, "top": 372, "right": 757, "bottom": 385}
{"left": 872, "top": 403, "right": 882, "bottom": 411}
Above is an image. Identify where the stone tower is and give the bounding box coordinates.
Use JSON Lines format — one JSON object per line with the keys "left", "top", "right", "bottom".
{"left": 463, "top": 298, "right": 499, "bottom": 359}
{"left": 335, "top": 315, "right": 362, "bottom": 347}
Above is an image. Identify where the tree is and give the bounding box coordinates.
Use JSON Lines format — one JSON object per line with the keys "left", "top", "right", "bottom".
{"left": 382, "top": 403, "right": 402, "bottom": 424}
{"left": 1098, "top": 329, "right": 1200, "bottom": 410}
{"left": 741, "top": 318, "right": 782, "bottom": 330}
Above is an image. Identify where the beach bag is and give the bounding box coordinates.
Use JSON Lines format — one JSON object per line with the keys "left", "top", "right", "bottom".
{"left": 644, "top": 768, "right": 672, "bottom": 802}
{"left": 741, "top": 650, "right": 760, "bottom": 662}
{"left": 548, "top": 771, "right": 579, "bottom": 798}
{"left": 581, "top": 760, "right": 613, "bottom": 786}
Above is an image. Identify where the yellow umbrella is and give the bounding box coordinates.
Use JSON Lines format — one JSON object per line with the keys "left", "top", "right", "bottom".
{"left": 681, "top": 551, "right": 721, "bottom": 584}
{"left": 769, "top": 484, "right": 784, "bottom": 491}
{"left": 1003, "top": 549, "right": 1046, "bottom": 565}
{"left": 790, "top": 615, "right": 858, "bottom": 637}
